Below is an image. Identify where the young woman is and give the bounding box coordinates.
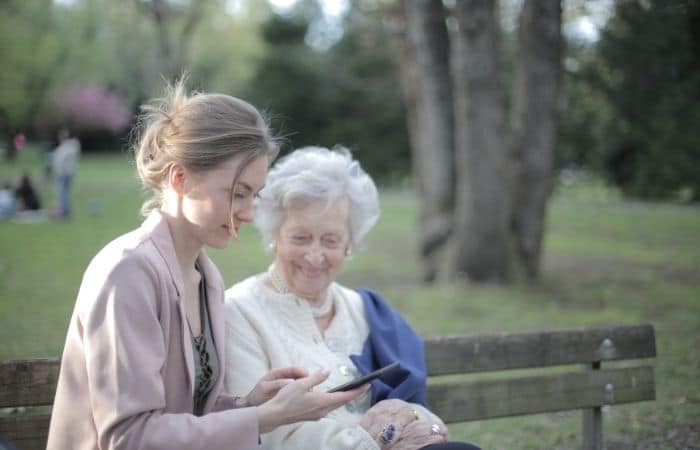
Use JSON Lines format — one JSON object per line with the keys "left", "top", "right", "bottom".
{"left": 46, "top": 84, "right": 365, "bottom": 450}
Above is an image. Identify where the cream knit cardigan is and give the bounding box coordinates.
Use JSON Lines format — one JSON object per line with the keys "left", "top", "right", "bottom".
{"left": 223, "top": 275, "right": 442, "bottom": 450}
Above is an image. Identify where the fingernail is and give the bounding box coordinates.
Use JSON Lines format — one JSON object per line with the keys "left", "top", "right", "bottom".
{"left": 321, "top": 368, "right": 331, "bottom": 376}
{"left": 282, "top": 378, "right": 294, "bottom": 385}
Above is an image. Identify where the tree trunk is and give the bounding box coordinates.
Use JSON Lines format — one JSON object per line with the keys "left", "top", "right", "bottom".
{"left": 395, "top": 0, "right": 454, "bottom": 282}
{"left": 136, "top": 0, "right": 207, "bottom": 81}
{"left": 509, "top": 0, "right": 562, "bottom": 281}
{"left": 451, "top": 0, "right": 511, "bottom": 282}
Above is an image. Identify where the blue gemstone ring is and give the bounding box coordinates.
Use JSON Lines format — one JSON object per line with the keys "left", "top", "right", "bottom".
{"left": 380, "top": 423, "right": 396, "bottom": 444}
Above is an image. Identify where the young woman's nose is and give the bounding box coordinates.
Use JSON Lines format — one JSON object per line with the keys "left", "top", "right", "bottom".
{"left": 235, "top": 201, "right": 255, "bottom": 223}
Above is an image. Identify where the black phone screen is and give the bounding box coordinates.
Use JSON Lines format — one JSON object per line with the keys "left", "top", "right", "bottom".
{"left": 326, "top": 362, "right": 401, "bottom": 393}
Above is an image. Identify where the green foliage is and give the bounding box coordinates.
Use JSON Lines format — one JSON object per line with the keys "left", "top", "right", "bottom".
{"left": 0, "top": 0, "right": 61, "bottom": 135}
{"left": 4, "top": 0, "right": 696, "bottom": 199}
{"left": 243, "top": 5, "right": 411, "bottom": 181}
{"left": 318, "top": 14, "right": 411, "bottom": 180}
{"left": 563, "top": 0, "right": 700, "bottom": 201}
{"left": 186, "top": 0, "right": 270, "bottom": 95}
{"left": 0, "top": 0, "right": 268, "bottom": 147}
{"left": 557, "top": 51, "right": 612, "bottom": 173}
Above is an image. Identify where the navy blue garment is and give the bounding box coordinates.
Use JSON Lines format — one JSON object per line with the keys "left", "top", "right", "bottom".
{"left": 349, "top": 288, "right": 427, "bottom": 406}
{"left": 421, "top": 443, "right": 481, "bottom": 450}
{"left": 0, "top": 432, "right": 19, "bottom": 450}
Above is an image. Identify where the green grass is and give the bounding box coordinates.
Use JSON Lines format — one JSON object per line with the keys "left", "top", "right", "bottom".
{"left": 1, "top": 150, "right": 699, "bottom": 448}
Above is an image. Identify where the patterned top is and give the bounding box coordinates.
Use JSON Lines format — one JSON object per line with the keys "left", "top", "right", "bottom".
{"left": 191, "top": 264, "right": 219, "bottom": 416}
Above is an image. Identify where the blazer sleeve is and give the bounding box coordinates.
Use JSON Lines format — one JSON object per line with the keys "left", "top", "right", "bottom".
{"left": 223, "top": 298, "right": 379, "bottom": 450}
{"left": 81, "top": 254, "right": 259, "bottom": 450}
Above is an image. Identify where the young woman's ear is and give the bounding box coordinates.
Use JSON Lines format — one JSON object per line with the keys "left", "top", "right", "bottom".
{"left": 167, "top": 163, "right": 188, "bottom": 196}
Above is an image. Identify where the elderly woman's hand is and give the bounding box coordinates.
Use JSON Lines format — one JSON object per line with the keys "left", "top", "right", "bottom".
{"left": 241, "top": 366, "right": 308, "bottom": 407}
{"left": 386, "top": 420, "right": 449, "bottom": 450}
{"left": 360, "top": 399, "right": 420, "bottom": 448}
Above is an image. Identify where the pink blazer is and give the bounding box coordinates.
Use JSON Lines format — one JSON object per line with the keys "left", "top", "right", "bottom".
{"left": 47, "top": 212, "right": 259, "bottom": 450}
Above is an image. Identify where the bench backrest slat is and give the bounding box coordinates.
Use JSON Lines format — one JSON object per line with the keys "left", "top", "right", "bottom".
{"left": 0, "top": 365, "right": 656, "bottom": 445}
{"left": 424, "top": 324, "right": 656, "bottom": 376}
{"left": 0, "top": 415, "right": 50, "bottom": 450}
{"left": 427, "top": 365, "right": 655, "bottom": 423}
{"left": 0, "top": 358, "right": 60, "bottom": 408}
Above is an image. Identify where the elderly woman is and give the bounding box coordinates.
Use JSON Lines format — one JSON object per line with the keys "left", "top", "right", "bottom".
{"left": 223, "top": 146, "right": 479, "bottom": 450}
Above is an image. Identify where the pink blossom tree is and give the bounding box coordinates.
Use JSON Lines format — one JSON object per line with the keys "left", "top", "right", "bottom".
{"left": 56, "top": 84, "right": 132, "bottom": 134}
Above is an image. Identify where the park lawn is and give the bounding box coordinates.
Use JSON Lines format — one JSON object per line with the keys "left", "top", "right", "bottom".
{"left": 1, "top": 151, "right": 698, "bottom": 449}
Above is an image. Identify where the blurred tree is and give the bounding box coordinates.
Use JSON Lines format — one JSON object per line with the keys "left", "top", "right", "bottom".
{"left": 583, "top": 0, "right": 700, "bottom": 200}
{"left": 318, "top": 4, "right": 411, "bottom": 179}
{"left": 508, "top": 0, "right": 562, "bottom": 280}
{"left": 556, "top": 47, "right": 611, "bottom": 173}
{"left": 54, "top": 84, "right": 132, "bottom": 150}
{"left": 395, "top": 0, "right": 562, "bottom": 283}
{"left": 451, "top": 0, "right": 512, "bottom": 282}
{"left": 394, "top": 0, "right": 454, "bottom": 282}
{"left": 0, "top": 0, "right": 268, "bottom": 152}
{"left": 0, "top": 0, "right": 63, "bottom": 158}
{"left": 244, "top": 1, "right": 411, "bottom": 179}
{"left": 133, "top": 0, "right": 209, "bottom": 82}
{"left": 243, "top": 10, "right": 328, "bottom": 147}
{"left": 187, "top": 0, "right": 269, "bottom": 95}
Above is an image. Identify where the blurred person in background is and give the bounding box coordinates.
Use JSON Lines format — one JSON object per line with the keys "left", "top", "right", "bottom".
{"left": 15, "top": 172, "right": 41, "bottom": 211}
{"left": 12, "top": 132, "right": 26, "bottom": 152}
{"left": 51, "top": 127, "right": 81, "bottom": 219}
{"left": 40, "top": 136, "right": 59, "bottom": 180}
{"left": 0, "top": 179, "right": 17, "bottom": 220}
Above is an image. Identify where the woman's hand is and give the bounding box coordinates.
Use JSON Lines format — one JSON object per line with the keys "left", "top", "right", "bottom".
{"left": 256, "top": 369, "right": 368, "bottom": 433}
{"left": 359, "top": 399, "right": 419, "bottom": 448}
{"left": 360, "top": 399, "right": 450, "bottom": 449}
{"left": 387, "top": 420, "right": 448, "bottom": 450}
{"left": 241, "top": 366, "right": 308, "bottom": 407}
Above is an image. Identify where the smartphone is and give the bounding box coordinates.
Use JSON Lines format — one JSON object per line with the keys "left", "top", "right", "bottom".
{"left": 327, "top": 362, "right": 401, "bottom": 393}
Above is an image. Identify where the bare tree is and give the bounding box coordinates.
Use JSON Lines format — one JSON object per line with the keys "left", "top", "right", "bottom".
{"left": 396, "top": 0, "right": 562, "bottom": 283}
{"left": 509, "top": 0, "right": 563, "bottom": 280}
{"left": 451, "top": 0, "right": 511, "bottom": 282}
{"left": 134, "top": 0, "right": 208, "bottom": 80}
{"left": 395, "top": 0, "right": 455, "bottom": 282}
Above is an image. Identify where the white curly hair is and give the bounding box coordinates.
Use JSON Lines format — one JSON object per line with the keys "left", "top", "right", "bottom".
{"left": 254, "top": 145, "right": 380, "bottom": 252}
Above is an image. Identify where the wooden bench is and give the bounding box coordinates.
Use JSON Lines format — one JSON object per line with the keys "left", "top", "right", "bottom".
{"left": 0, "top": 324, "right": 656, "bottom": 450}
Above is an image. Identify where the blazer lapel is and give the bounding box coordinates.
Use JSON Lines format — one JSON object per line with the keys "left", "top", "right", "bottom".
{"left": 179, "top": 296, "right": 196, "bottom": 397}
{"left": 142, "top": 211, "right": 196, "bottom": 396}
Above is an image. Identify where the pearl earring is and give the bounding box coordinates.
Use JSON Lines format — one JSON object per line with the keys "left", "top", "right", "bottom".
{"left": 268, "top": 241, "right": 277, "bottom": 252}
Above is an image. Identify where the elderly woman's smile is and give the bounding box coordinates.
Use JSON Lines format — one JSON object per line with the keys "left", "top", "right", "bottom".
{"left": 274, "top": 196, "right": 350, "bottom": 305}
